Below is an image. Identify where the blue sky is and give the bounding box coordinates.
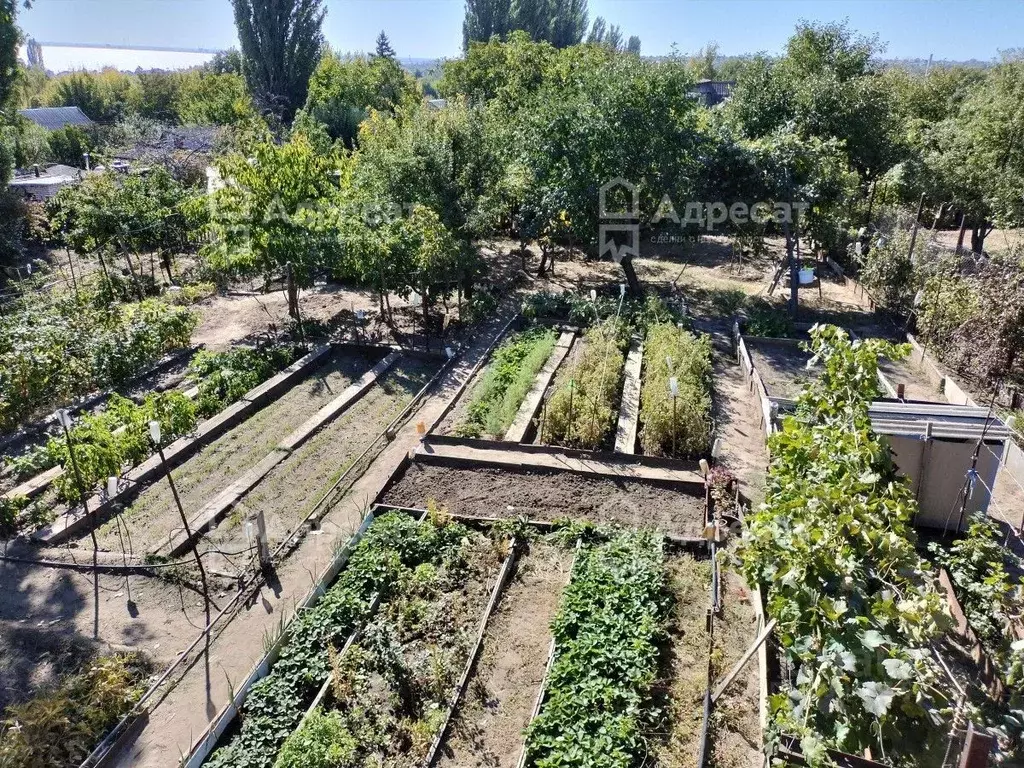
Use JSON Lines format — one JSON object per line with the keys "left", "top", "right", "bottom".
{"left": 17, "top": 0, "right": 1024, "bottom": 71}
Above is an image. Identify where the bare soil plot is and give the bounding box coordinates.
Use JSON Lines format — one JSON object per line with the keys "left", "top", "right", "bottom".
{"left": 708, "top": 563, "right": 762, "bottom": 768}
{"left": 746, "top": 340, "right": 813, "bottom": 400}
{"left": 198, "top": 355, "right": 440, "bottom": 568}
{"left": 91, "top": 348, "right": 384, "bottom": 552}
{"left": 652, "top": 552, "right": 712, "bottom": 767}
{"left": 381, "top": 463, "right": 706, "bottom": 538}
{"left": 878, "top": 358, "right": 943, "bottom": 403}
{"left": 436, "top": 541, "right": 572, "bottom": 768}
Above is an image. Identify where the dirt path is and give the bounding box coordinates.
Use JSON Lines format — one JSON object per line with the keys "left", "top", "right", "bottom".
{"left": 107, "top": 304, "right": 521, "bottom": 768}
{"left": 200, "top": 356, "right": 439, "bottom": 569}
{"left": 437, "top": 541, "right": 571, "bottom": 768}
{"left": 93, "top": 349, "right": 380, "bottom": 553}
{"left": 708, "top": 563, "right": 762, "bottom": 768}
{"left": 708, "top": 347, "right": 767, "bottom": 508}
{"left": 382, "top": 463, "right": 706, "bottom": 538}
{"left": 653, "top": 553, "right": 712, "bottom": 767}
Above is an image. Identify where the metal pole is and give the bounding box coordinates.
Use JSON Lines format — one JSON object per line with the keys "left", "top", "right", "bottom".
{"left": 153, "top": 425, "right": 211, "bottom": 610}
{"left": 567, "top": 380, "right": 575, "bottom": 445}
{"left": 672, "top": 395, "right": 677, "bottom": 456}
{"left": 59, "top": 412, "right": 100, "bottom": 640}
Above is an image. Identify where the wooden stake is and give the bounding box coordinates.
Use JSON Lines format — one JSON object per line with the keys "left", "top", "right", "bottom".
{"left": 712, "top": 617, "right": 776, "bottom": 702}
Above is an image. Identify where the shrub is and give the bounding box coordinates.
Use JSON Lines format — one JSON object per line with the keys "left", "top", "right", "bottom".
{"left": 544, "top": 318, "right": 627, "bottom": 450}
{"left": 456, "top": 326, "right": 556, "bottom": 438}
{"left": 0, "top": 289, "right": 198, "bottom": 431}
{"left": 639, "top": 324, "right": 712, "bottom": 458}
{"left": 856, "top": 229, "right": 921, "bottom": 314}
{"left": 0, "top": 653, "right": 148, "bottom": 766}
{"left": 188, "top": 345, "right": 297, "bottom": 418}
{"left": 743, "top": 298, "right": 793, "bottom": 338}
{"left": 47, "top": 391, "right": 197, "bottom": 504}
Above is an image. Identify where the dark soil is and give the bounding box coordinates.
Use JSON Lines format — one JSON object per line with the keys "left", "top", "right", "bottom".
{"left": 746, "top": 340, "right": 813, "bottom": 400}
{"left": 437, "top": 541, "right": 572, "bottom": 768}
{"left": 381, "top": 463, "right": 706, "bottom": 538}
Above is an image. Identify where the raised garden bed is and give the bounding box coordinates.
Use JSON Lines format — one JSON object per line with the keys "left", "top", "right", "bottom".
{"left": 380, "top": 462, "right": 707, "bottom": 539}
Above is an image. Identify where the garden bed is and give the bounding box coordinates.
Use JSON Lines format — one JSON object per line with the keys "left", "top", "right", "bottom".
{"left": 199, "top": 510, "right": 505, "bottom": 768}
{"left": 195, "top": 355, "right": 440, "bottom": 570}
{"left": 744, "top": 338, "right": 812, "bottom": 400}
{"left": 441, "top": 325, "right": 560, "bottom": 440}
{"left": 434, "top": 540, "right": 573, "bottom": 768}
{"left": 380, "top": 462, "right": 707, "bottom": 538}
{"left": 88, "top": 347, "right": 388, "bottom": 553}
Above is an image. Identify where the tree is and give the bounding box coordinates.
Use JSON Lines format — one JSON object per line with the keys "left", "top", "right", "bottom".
{"left": 231, "top": 0, "right": 326, "bottom": 125}
{"left": 176, "top": 70, "right": 254, "bottom": 126}
{"left": 1, "top": 0, "right": 22, "bottom": 183}
{"left": 511, "top": 0, "right": 549, "bottom": 42}
{"left": 924, "top": 58, "right": 1024, "bottom": 253}
{"left": 374, "top": 30, "right": 396, "bottom": 60}
{"left": 25, "top": 36, "right": 42, "bottom": 70}
{"left": 46, "top": 124, "right": 94, "bottom": 167}
{"left": 605, "top": 24, "right": 622, "bottom": 51}
{"left": 625, "top": 35, "right": 640, "bottom": 55}
{"left": 293, "top": 50, "right": 418, "bottom": 148}
{"left": 463, "top": 0, "right": 512, "bottom": 50}
{"left": 586, "top": 16, "right": 606, "bottom": 44}
{"left": 548, "top": 0, "right": 588, "bottom": 48}
{"left": 205, "top": 134, "right": 344, "bottom": 286}
{"left": 690, "top": 42, "right": 718, "bottom": 80}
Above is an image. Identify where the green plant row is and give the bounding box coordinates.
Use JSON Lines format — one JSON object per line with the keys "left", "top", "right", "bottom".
{"left": 929, "top": 517, "right": 1024, "bottom": 692}
{"left": 521, "top": 291, "right": 676, "bottom": 332}
{"left": 188, "top": 344, "right": 298, "bottom": 418}
{"left": 525, "top": 529, "right": 668, "bottom": 768}
{"left": 544, "top": 318, "right": 628, "bottom": 450}
{"left": 455, "top": 326, "right": 557, "bottom": 438}
{"left": 0, "top": 287, "right": 197, "bottom": 432}
{"left": 274, "top": 511, "right": 499, "bottom": 768}
{"left": 205, "top": 511, "right": 475, "bottom": 768}
{"left": 638, "top": 322, "right": 712, "bottom": 458}
{"left": 0, "top": 653, "right": 149, "bottom": 767}
{"left": 736, "top": 326, "right": 953, "bottom": 763}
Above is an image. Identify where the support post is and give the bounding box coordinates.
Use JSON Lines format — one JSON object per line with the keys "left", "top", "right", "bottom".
{"left": 958, "top": 723, "right": 994, "bottom": 768}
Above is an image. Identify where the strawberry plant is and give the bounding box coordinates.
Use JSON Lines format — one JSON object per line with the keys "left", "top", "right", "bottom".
{"left": 736, "top": 325, "right": 953, "bottom": 763}
{"left": 545, "top": 318, "right": 628, "bottom": 450}
{"left": 204, "top": 511, "right": 475, "bottom": 768}
{"left": 455, "top": 326, "right": 557, "bottom": 438}
{"left": 639, "top": 322, "right": 712, "bottom": 458}
{"left": 525, "top": 530, "right": 668, "bottom": 768}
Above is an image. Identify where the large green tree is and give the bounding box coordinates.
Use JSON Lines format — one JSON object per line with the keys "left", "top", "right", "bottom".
{"left": 0, "top": 0, "right": 20, "bottom": 183}
{"left": 231, "top": 0, "right": 326, "bottom": 125}
{"left": 462, "top": 0, "right": 588, "bottom": 50}
{"left": 924, "top": 58, "right": 1024, "bottom": 253}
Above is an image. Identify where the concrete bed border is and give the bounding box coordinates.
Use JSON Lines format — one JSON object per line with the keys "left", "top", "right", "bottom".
{"left": 504, "top": 329, "right": 577, "bottom": 444}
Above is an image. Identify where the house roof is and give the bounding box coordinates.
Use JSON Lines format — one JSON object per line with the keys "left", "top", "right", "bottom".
{"left": 18, "top": 106, "right": 94, "bottom": 131}
{"left": 688, "top": 80, "right": 736, "bottom": 107}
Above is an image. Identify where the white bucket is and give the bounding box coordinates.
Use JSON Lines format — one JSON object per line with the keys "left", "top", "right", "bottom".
{"left": 798, "top": 268, "right": 816, "bottom": 285}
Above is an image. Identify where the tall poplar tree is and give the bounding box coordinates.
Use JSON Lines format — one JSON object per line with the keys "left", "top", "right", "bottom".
{"left": 231, "top": 0, "right": 326, "bottom": 125}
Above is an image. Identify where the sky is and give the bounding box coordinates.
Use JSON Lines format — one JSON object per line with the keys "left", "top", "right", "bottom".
{"left": 16, "top": 0, "right": 1024, "bottom": 72}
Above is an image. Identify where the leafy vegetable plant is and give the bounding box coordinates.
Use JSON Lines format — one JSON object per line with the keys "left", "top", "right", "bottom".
{"left": 525, "top": 530, "right": 668, "bottom": 768}
{"left": 205, "top": 511, "right": 475, "bottom": 768}
{"left": 455, "top": 326, "right": 557, "bottom": 438}
{"left": 188, "top": 344, "right": 297, "bottom": 418}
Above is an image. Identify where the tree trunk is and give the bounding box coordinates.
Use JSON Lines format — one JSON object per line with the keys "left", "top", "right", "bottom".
{"left": 538, "top": 246, "right": 550, "bottom": 276}
{"left": 956, "top": 213, "right": 968, "bottom": 252}
{"left": 971, "top": 223, "right": 989, "bottom": 255}
{"left": 620, "top": 256, "right": 643, "bottom": 298}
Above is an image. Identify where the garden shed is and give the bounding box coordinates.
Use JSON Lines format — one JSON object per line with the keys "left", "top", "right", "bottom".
{"left": 868, "top": 401, "right": 1011, "bottom": 532}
